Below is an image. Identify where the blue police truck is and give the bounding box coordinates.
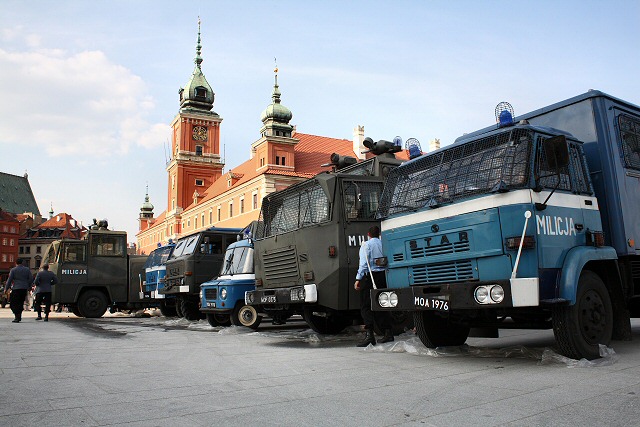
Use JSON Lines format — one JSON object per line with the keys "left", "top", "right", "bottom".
{"left": 371, "top": 90, "right": 640, "bottom": 359}
{"left": 200, "top": 234, "right": 261, "bottom": 329}
{"left": 142, "top": 242, "right": 176, "bottom": 317}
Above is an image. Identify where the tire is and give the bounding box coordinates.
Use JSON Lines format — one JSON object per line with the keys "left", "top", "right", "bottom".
{"left": 159, "top": 301, "right": 177, "bottom": 317}
{"left": 206, "top": 313, "right": 231, "bottom": 327}
{"left": 303, "top": 308, "right": 351, "bottom": 334}
{"left": 414, "top": 311, "right": 470, "bottom": 348}
{"left": 77, "top": 290, "right": 108, "bottom": 318}
{"left": 230, "top": 304, "right": 262, "bottom": 330}
{"left": 180, "top": 298, "right": 201, "bottom": 321}
{"left": 71, "top": 305, "right": 83, "bottom": 317}
{"left": 175, "top": 298, "right": 184, "bottom": 318}
{"left": 552, "top": 270, "right": 613, "bottom": 360}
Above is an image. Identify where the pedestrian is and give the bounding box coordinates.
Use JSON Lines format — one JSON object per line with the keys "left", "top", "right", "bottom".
{"left": 4, "top": 259, "right": 34, "bottom": 323}
{"left": 353, "top": 225, "right": 394, "bottom": 347}
{"left": 33, "top": 264, "right": 58, "bottom": 322}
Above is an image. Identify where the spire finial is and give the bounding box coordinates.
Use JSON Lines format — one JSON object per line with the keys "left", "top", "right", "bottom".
{"left": 194, "top": 17, "right": 203, "bottom": 69}
{"left": 145, "top": 183, "right": 150, "bottom": 202}
{"left": 271, "top": 58, "right": 281, "bottom": 103}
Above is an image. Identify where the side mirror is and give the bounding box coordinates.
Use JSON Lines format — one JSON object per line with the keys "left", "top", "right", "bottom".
{"left": 543, "top": 135, "right": 569, "bottom": 171}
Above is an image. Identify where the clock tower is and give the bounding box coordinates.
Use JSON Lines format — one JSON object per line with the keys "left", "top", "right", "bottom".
{"left": 166, "top": 18, "right": 224, "bottom": 235}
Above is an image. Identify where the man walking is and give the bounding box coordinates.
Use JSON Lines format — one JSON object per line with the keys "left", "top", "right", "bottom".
{"left": 33, "top": 264, "right": 58, "bottom": 321}
{"left": 353, "top": 225, "right": 394, "bottom": 347}
{"left": 4, "top": 259, "right": 34, "bottom": 323}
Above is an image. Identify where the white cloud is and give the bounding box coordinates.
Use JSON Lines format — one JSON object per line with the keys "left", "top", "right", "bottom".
{"left": 0, "top": 42, "right": 169, "bottom": 158}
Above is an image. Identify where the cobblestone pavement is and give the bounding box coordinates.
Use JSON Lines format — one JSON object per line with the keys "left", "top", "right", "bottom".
{"left": 2, "top": 307, "right": 640, "bottom": 426}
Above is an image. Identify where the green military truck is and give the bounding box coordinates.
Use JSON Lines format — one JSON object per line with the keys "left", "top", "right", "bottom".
{"left": 43, "top": 223, "right": 151, "bottom": 318}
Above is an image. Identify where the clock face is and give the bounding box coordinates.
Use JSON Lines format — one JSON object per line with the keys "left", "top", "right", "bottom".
{"left": 192, "top": 126, "right": 208, "bottom": 141}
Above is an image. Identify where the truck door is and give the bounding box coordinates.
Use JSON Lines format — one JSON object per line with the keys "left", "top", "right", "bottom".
{"left": 54, "top": 242, "right": 88, "bottom": 303}
{"left": 88, "top": 233, "right": 128, "bottom": 302}
{"left": 342, "top": 180, "right": 385, "bottom": 310}
{"left": 614, "top": 112, "right": 640, "bottom": 256}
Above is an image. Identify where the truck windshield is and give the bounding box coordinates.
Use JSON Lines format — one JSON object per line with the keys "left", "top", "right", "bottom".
{"left": 170, "top": 235, "right": 199, "bottom": 258}
{"left": 144, "top": 245, "right": 174, "bottom": 269}
{"left": 220, "top": 245, "right": 254, "bottom": 276}
{"left": 378, "top": 128, "right": 533, "bottom": 218}
{"left": 257, "top": 179, "right": 330, "bottom": 239}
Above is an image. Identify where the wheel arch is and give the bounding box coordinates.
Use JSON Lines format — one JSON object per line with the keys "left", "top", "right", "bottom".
{"left": 76, "top": 285, "right": 111, "bottom": 303}
{"left": 558, "top": 246, "right": 618, "bottom": 304}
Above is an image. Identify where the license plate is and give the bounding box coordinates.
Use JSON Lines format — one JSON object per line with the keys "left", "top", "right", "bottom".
{"left": 207, "top": 302, "right": 216, "bottom": 308}
{"left": 261, "top": 295, "right": 276, "bottom": 303}
{"left": 414, "top": 297, "right": 449, "bottom": 311}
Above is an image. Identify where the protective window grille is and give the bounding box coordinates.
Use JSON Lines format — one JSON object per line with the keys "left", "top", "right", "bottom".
{"left": 257, "top": 180, "right": 331, "bottom": 239}
{"left": 343, "top": 181, "right": 384, "bottom": 221}
{"left": 378, "top": 129, "right": 533, "bottom": 218}
{"left": 535, "top": 137, "right": 592, "bottom": 195}
{"left": 618, "top": 114, "right": 640, "bottom": 171}
{"left": 337, "top": 158, "right": 375, "bottom": 175}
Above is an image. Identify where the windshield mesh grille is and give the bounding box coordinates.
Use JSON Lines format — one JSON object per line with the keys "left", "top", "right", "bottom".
{"left": 378, "top": 129, "right": 533, "bottom": 218}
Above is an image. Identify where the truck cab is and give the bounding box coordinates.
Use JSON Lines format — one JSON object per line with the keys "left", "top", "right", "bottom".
{"left": 246, "top": 146, "right": 411, "bottom": 334}
{"left": 45, "top": 228, "right": 148, "bottom": 317}
{"left": 160, "top": 227, "right": 241, "bottom": 321}
{"left": 200, "top": 237, "right": 260, "bottom": 329}
{"left": 143, "top": 242, "right": 176, "bottom": 316}
{"left": 372, "top": 91, "right": 640, "bottom": 360}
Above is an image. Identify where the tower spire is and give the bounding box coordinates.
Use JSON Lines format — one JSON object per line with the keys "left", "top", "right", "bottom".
{"left": 195, "top": 16, "right": 203, "bottom": 69}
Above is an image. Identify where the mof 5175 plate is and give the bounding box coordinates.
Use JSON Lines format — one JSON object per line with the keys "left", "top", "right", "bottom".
{"left": 261, "top": 295, "right": 276, "bottom": 303}
{"left": 414, "top": 297, "right": 449, "bottom": 311}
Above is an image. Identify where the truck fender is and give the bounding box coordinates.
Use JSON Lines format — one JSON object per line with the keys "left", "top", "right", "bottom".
{"left": 558, "top": 246, "right": 617, "bottom": 304}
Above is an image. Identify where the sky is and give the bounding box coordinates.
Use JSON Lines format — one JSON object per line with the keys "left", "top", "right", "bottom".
{"left": 1, "top": 0, "right": 639, "bottom": 242}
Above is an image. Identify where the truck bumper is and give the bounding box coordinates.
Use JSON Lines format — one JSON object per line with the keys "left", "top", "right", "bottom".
{"left": 200, "top": 307, "right": 232, "bottom": 315}
{"left": 246, "top": 284, "right": 318, "bottom": 306}
{"left": 371, "top": 279, "right": 539, "bottom": 312}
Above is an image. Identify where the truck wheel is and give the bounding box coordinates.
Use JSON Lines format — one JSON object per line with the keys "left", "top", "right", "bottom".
{"left": 552, "top": 270, "right": 613, "bottom": 360}
{"left": 375, "top": 310, "right": 414, "bottom": 335}
{"left": 159, "top": 301, "right": 177, "bottom": 317}
{"left": 303, "top": 308, "right": 351, "bottom": 334}
{"left": 414, "top": 311, "right": 470, "bottom": 347}
{"left": 180, "top": 298, "right": 201, "bottom": 321}
{"left": 71, "top": 306, "right": 83, "bottom": 317}
{"left": 206, "top": 313, "right": 231, "bottom": 327}
{"left": 230, "top": 304, "right": 262, "bottom": 330}
{"left": 78, "top": 290, "right": 108, "bottom": 318}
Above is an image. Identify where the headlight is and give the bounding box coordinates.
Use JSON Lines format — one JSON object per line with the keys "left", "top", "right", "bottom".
{"left": 220, "top": 288, "right": 227, "bottom": 299}
{"left": 246, "top": 292, "right": 254, "bottom": 304}
{"left": 378, "top": 292, "right": 390, "bottom": 308}
{"left": 490, "top": 285, "right": 504, "bottom": 303}
{"left": 388, "top": 292, "right": 398, "bottom": 308}
{"left": 290, "top": 288, "right": 305, "bottom": 301}
{"left": 474, "top": 286, "right": 489, "bottom": 304}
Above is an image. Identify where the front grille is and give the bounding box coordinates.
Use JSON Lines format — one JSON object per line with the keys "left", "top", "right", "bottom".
{"left": 410, "top": 240, "right": 470, "bottom": 259}
{"left": 393, "top": 253, "right": 404, "bottom": 262}
{"left": 204, "top": 288, "right": 217, "bottom": 300}
{"left": 263, "top": 247, "right": 299, "bottom": 281}
{"left": 411, "top": 260, "right": 474, "bottom": 285}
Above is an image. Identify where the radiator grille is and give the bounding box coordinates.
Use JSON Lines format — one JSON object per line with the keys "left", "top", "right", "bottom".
{"left": 263, "top": 247, "right": 299, "bottom": 281}
{"left": 204, "top": 288, "right": 217, "bottom": 300}
{"left": 410, "top": 240, "right": 470, "bottom": 259}
{"left": 411, "top": 260, "right": 474, "bottom": 285}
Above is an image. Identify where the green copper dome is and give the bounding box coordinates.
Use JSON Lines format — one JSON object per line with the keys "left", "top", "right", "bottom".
{"left": 260, "top": 70, "right": 292, "bottom": 124}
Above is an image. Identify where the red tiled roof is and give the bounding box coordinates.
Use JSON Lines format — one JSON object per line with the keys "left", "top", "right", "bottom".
{"left": 29, "top": 212, "right": 86, "bottom": 239}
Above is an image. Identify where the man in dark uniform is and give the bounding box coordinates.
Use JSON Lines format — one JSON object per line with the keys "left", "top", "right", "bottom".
{"left": 4, "top": 259, "right": 34, "bottom": 323}
{"left": 33, "top": 264, "right": 58, "bottom": 321}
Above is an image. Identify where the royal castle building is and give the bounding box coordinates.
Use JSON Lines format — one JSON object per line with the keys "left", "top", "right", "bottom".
{"left": 136, "top": 22, "right": 375, "bottom": 255}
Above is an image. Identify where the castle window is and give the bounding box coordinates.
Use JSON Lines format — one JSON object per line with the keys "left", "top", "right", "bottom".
{"left": 282, "top": 156, "right": 286, "bottom": 166}
{"left": 275, "top": 156, "right": 280, "bottom": 165}
{"left": 240, "top": 198, "right": 245, "bottom": 214}
{"left": 217, "top": 207, "right": 221, "bottom": 222}
{"left": 196, "top": 145, "right": 203, "bottom": 156}
{"left": 195, "top": 179, "right": 204, "bottom": 186}
{"left": 229, "top": 202, "right": 233, "bottom": 217}
{"left": 253, "top": 193, "right": 258, "bottom": 210}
